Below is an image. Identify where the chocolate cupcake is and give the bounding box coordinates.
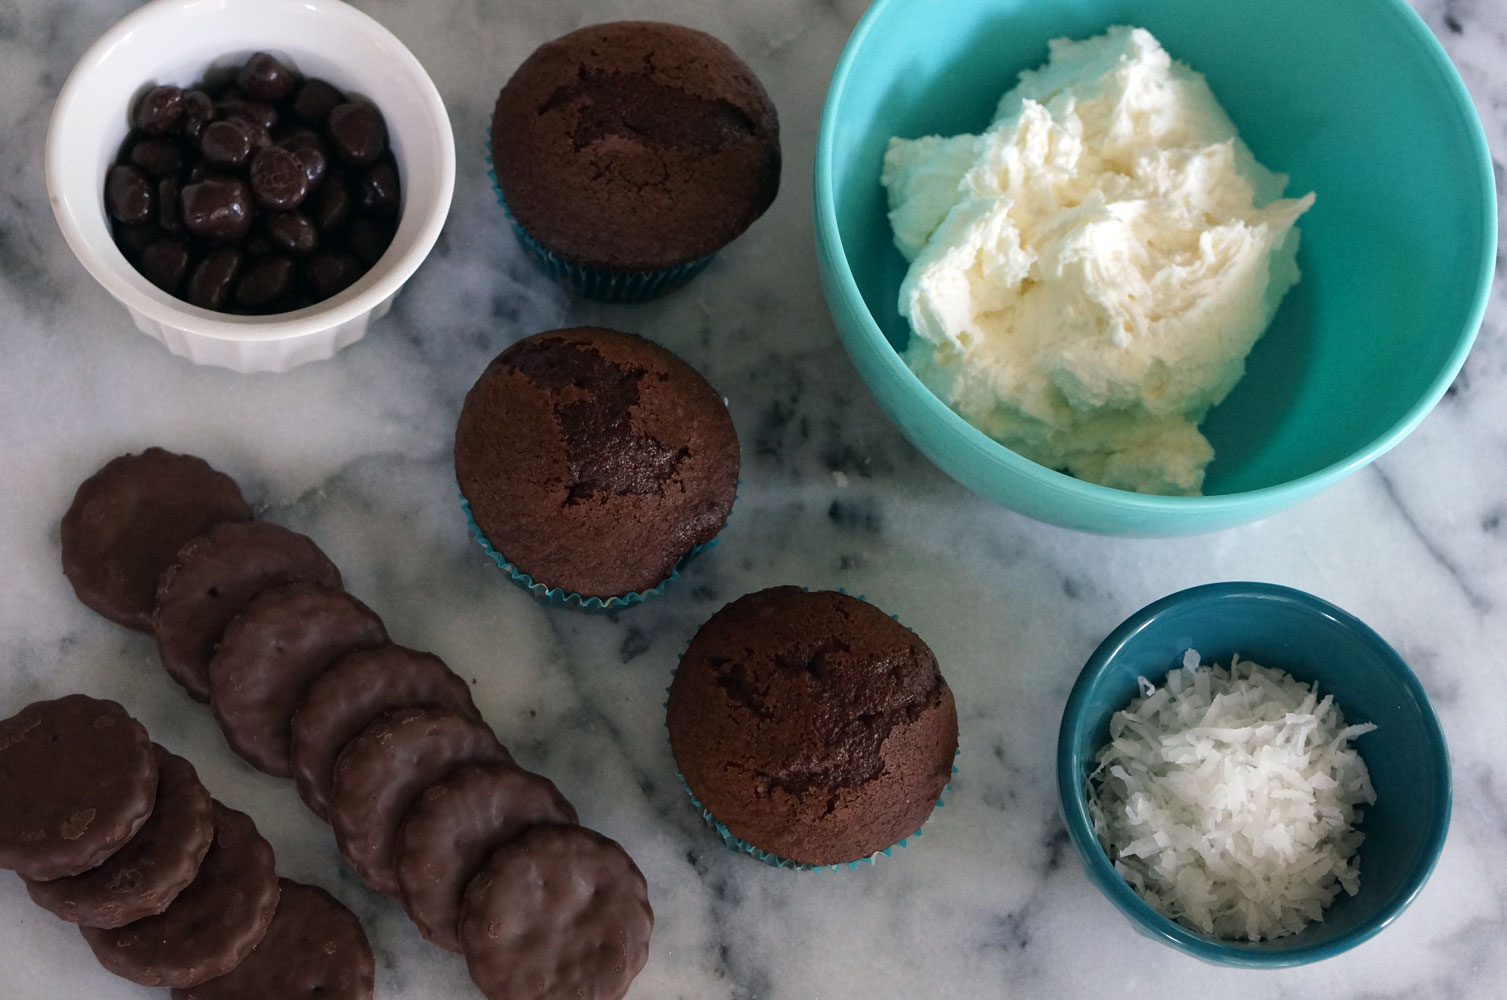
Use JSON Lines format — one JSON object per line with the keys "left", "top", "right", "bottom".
{"left": 454, "top": 327, "right": 739, "bottom": 609}
{"left": 666, "top": 588, "right": 958, "bottom": 869}
{"left": 489, "top": 21, "right": 780, "bottom": 301}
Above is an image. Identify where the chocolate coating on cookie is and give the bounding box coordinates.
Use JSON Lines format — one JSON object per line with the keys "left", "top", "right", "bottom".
{"left": 454, "top": 327, "right": 739, "bottom": 597}
{"left": 459, "top": 825, "right": 652, "bottom": 1000}
{"left": 82, "top": 802, "right": 280, "bottom": 989}
{"left": 60, "top": 449, "right": 252, "bottom": 630}
{"left": 396, "top": 762, "right": 578, "bottom": 952}
{"left": 666, "top": 587, "right": 958, "bottom": 866}
{"left": 170, "top": 879, "right": 374, "bottom": 1000}
{"left": 153, "top": 521, "right": 341, "bottom": 702}
{"left": 290, "top": 644, "right": 481, "bottom": 819}
{"left": 209, "top": 583, "right": 387, "bottom": 777}
{"left": 27, "top": 745, "right": 214, "bottom": 927}
{"left": 492, "top": 21, "right": 780, "bottom": 271}
{"left": 329, "top": 707, "right": 511, "bottom": 895}
{"left": 0, "top": 695, "right": 158, "bottom": 881}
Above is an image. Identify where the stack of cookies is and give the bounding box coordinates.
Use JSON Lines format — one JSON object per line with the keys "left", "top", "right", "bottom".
{"left": 56, "top": 447, "right": 654, "bottom": 1000}
{"left": 0, "top": 694, "right": 373, "bottom": 997}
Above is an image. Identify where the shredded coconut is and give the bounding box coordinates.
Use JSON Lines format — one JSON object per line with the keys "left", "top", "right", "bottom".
{"left": 1087, "top": 649, "right": 1376, "bottom": 940}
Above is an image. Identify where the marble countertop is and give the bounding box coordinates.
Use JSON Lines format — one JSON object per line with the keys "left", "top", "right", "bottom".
{"left": 2, "top": 0, "right": 1503, "bottom": 997}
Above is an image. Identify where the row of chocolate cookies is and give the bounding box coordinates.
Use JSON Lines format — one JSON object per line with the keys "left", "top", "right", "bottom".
{"left": 0, "top": 693, "right": 373, "bottom": 997}
{"left": 59, "top": 447, "right": 654, "bottom": 1000}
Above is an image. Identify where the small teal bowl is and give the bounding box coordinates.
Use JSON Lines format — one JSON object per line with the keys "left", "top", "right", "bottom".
{"left": 1056, "top": 582, "right": 1451, "bottom": 966}
{"left": 814, "top": 0, "right": 1496, "bottom": 535}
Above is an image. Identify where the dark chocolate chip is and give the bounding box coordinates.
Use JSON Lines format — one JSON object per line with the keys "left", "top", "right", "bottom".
{"left": 129, "top": 137, "right": 184, "bottom": 177}
{"left": 278, "top": 131, "right": 329, "bottom": 189}
{"left": 158, "top": 177, "right": 184, "bottom": 235}
{"left": 133, "top": 86, "right": 185, "bottom": 135}
{"left": 327, "top": 102, "right": 387, "bottom": 167}
{"left": 216, "top": 98, "right": 278, "bottom": 132}
{"left": 237, "top": 52, "right": 299, "bottom": 103}
{"left": 292, "top": 143, "right": 328, "bottom": 190}
{"left": 265, "top": 211, "right": 319, "bottom": 255}
{"left": 139, "top": 238, "right": 190, "bottom": 293}
{"left": 356, "top": 162, "right": 400, "bottom": 216}
{"left": 106, "top": 164, "right": 155, "bottom": 225}
{"left": 244, "top": 232, "right": 275, "bottom": 258}
{"left": 181, "top": 178, "right": 254, "bottom": 242}
{"left": 313, "top": 174, "right": 351, "bottom": 231}
{"left": 292, "top": 79, "right": 343, "bottom": 124}
{"left": 236, "top": 255, "right": 294, "bottom": 308}
{"left": 113, "top": 220, "right": 162, "bottom": 262}
{"left": 249, "top": 146, "right": 310, "bottom": 210}
{"left": 349, "top": 215, "right": 395, "bottom": 266}
{"left": 201, "top": 119, "right": 256, "bottom": 169}
{"left": 307, "top": 251, "right": 362, "bottom": 298}
{"left": 187, "top": 247, "right": 242, "bottom": 310}
{"left": 276, "top": 127, "right": 321, "bottom": 151}
{"left": 181, "top": 89, "right": 215, "bottom": 141}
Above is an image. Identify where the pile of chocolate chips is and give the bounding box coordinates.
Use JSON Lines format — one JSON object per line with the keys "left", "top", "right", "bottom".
{"left": 105, "top": 52, "right": 401, "bottom": 315}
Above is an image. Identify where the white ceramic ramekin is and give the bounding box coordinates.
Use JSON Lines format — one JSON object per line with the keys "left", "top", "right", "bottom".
{"left": 46, "top": 0, "right": 456, "bottom": 373}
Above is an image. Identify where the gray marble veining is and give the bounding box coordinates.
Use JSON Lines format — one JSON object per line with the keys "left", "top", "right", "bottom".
{"left": 1, "top": 0, "right": 1504, "bottom": 997}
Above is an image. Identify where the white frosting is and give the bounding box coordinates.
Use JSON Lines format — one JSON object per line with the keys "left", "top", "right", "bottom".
{"left": 883, "top": 26, "right": 1314, "bottom": 495}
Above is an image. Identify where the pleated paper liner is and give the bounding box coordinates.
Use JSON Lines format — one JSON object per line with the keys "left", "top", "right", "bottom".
{"left": 460, "top": 493, "right": 721, "bottom": 612}
{"left": 485, "top": 133, "right": 714, "bottom": 303}
{"left": 673, "top": 757, "right": 958, "bottom": 873}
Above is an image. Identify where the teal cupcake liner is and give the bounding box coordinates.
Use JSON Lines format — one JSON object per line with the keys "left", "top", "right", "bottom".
{"left": 485, "top": 133, "right": 714, "bottom": 302}
{"left": 460, "top": 493, "right": 719, "bottom": 612}
{"left": 671, "top": 757, "right": 958, "bottom": 873}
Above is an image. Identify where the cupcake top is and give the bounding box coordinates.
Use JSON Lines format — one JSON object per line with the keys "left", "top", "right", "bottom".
{"left": 455, "top": 327, "right": 739, "bottom": 599}
{"left": 666, "top": 587, "right": 958, "bottom": 867}
{"left": 490, "top": 21, "right": 781, "bottom": 272}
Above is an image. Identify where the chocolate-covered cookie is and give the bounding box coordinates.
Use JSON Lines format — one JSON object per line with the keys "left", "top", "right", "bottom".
{"left": 26, "top": 745, "right": 214, "bottom": 928}
{"left": 209, "top": 583, "right": 387, "bottom": 777}
{"left": 81, "top": 802, "right": 280, "bottom": 989}
{"left": 289, "top": 644, "right": 481, "bottom": 819}
{"left": 395, "top": 762, "right": 577, "bottom": 952}
{"left": 0, "top": 695, "right": 158, "bottom": 881}
{"left": 328, "top": 707, "right": 511, "bottom": 894}
{"left": 60, "top": 449, "right": 252, "bottom": 630}
{"left": 458, "top": 825, "right": 652, "bottom": 1000}
{"left": 170, "top": 879, "right": 374, "bottom": 1000}
{"left": 153, "top": 521, "right": 341, "bottom": 702}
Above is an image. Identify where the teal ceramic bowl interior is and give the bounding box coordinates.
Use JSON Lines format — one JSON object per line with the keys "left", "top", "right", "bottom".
{"left": 814, "top": 0, "right": 1496, "bottom": 535}
{"left": 1056, "top": 582, "right": 1451, "bottom": 966}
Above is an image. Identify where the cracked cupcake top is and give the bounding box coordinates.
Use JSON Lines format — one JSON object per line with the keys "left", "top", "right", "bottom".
{"left": 490, "top": 20, "right": 781, "bottom": 271}
{"left": 454, "top": 327, "right": 739, "bottom": 598}
{"left": 667, "top": 587, "right": 958, "bottom": 866}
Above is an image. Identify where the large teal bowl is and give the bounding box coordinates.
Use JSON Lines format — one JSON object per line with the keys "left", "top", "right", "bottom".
{"left": 814, "top": 0, "right": 1495, "bottom": 535}
{"left": 1057, "top": 583, "right": 1451, "bottom": 966}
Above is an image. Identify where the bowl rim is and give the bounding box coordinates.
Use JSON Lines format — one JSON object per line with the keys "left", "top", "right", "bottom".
{"left": 1054, "top": 581, "right": 1453, "bottom": 967}
{"left": 812, "top": 0, "right": 1497, "bottom": 514}
{"left": 44, "top": 0, "right": 456, "bottom": 345}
